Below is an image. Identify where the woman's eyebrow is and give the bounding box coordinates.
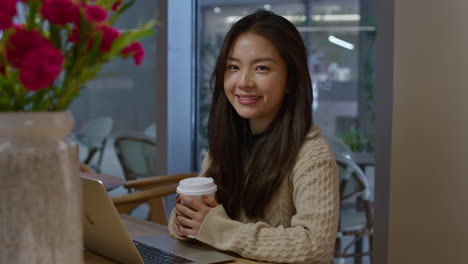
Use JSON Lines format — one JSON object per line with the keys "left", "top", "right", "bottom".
{"left": 227, "top": 57, "right": 277, "bottom": 64}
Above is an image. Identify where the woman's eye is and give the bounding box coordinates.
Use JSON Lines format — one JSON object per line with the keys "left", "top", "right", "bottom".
{"left": 256, "top": 65, "right": 269, "bottom": 71}
{"left": 227, "top": 65, "right": 238, "bottom": 70}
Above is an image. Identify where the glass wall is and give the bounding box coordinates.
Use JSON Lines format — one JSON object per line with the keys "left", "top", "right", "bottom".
{"left": 194, "top": 2, "right": 376, "bottom": 262}
{"left": 69, "top": 1, "right": 157, "bottom": 175}
{"left": 70, "top": 2, "right": 157, "bottom": 133}
{"left": 195, "top": 0, "right": 376, "bottom": 169}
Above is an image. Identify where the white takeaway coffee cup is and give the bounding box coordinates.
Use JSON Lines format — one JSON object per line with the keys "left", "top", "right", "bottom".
{"left": 176, "top": 177, "right": 217, "bottom": 202}
{"left": 176, "top": 177, "right": 217, "bottom": 238}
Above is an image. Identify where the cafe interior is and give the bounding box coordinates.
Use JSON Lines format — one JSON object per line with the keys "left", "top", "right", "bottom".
{"left": 2, "top": 0, "right": 467, "bottom": 263}
{"left": 71, "top": 0, "right": 376, "bottom": 262}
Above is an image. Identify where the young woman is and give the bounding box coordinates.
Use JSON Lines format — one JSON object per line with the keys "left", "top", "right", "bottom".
{"left": 169, "top": 10, "right": 339, "bottom": 264}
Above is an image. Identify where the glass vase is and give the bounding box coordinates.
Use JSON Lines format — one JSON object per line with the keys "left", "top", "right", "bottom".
{"left": 0, "top": 112, "right": 82, "bottom": 263}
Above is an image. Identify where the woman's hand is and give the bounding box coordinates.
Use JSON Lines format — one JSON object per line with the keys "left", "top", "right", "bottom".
{"left": 172, "top": 194, "right": 219, "bottom": 238}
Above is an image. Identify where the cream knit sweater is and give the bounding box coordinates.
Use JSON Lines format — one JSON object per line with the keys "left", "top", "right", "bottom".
{"left": 169, "top": 126, "right": 339, "bottom": 263}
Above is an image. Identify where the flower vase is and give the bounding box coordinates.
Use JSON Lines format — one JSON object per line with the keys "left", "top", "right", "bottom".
{"left": 0, "top": 112, "right": 83, "bottom": 264}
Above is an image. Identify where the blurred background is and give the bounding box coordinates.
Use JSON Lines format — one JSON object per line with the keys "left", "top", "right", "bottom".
{"left": 69, "top": 1, "right": 376, "bottom": 263}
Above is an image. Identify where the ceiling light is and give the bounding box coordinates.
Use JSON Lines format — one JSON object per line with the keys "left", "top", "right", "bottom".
{"left": 282, "top": 15, "right": 306, "bottom": 23}
{"left": 225, "top": 16, "right": 242, "bottom": 23}
{"left": 328, "top": 35, "right": 354, "bottom": 50}
{"left": 312, "top": 14, "right": 360, "bottom": 22}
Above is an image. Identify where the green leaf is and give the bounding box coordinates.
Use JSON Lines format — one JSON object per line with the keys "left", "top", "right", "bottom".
{"left": 50, "top": 25, "right": 62, "bottom": 49}
{"left": 95, "top": 0, "right": 115, "bottom": 9}
{"left": 85, "top": 32, "right": 104, "bottom": 65}
{"left": 109, "top": 0, "right": 136, "bottom": 25}
{"left": 105, "top": 20, "right": 156, "bottom": 59}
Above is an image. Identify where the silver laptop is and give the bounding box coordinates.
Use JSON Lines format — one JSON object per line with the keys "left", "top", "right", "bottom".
{"left": 82, "top": 176, "right": 236, "bottom": 264}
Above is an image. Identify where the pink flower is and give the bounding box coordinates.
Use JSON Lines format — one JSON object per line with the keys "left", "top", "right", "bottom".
{"left": 41, "top": 0, "right": 80, "bottom": 25}
{"left": 111, "top": 1, "right": 122, "bottom": 11}
{"left": 85, "top": 5, "right": 107, "bottom": 23}
{"left": 6, "top": 26, "right": 50, "bottom": 68}
{"left": 19, "top": 45, "right": 64, "bottom": 91}
{"left": 121, "top": 42, "right": 145, "bottom": 65}
{"left": 97, "top": 25, "right": 120, "bottom": 52}
{"left": 0, "top": 0, "right": 18, "bottom": 30}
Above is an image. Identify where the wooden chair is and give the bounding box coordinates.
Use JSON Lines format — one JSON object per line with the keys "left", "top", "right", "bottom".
{"left": 111, "top": 173, "right": 197, "bottom": 226}
{"left": 79, "top": 163, "right": 94, "bottom": 173}
{"left": 114, "top": 134, "right": 157, "bottom": 184}
{"left": 333, "top": 153, "right": 373, "bottom": 264}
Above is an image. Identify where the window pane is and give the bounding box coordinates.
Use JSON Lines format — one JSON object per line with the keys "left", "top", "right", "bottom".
{"left": 195, "top": 0, "right": 376, "bottom": 168}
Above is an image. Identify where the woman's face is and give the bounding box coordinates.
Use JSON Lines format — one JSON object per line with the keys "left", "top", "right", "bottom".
{"left": 224, "top": 32, "right": 287, "bottom": 134}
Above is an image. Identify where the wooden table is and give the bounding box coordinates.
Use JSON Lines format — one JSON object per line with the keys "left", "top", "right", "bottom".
{"left": 84, "top": 215, "right": 269, "bottom": 264}
{"left": 81, "top": 172, "right": 124, "bottom": 191}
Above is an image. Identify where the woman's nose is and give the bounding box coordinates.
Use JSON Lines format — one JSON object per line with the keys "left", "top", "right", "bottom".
{"left": 237, "top": 70, "right": 254, "bottom": 89}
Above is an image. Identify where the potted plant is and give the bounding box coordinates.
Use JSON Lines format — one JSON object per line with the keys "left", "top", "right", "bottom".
{"left": 0, "top": 1, "right": 154, "bottom": 263}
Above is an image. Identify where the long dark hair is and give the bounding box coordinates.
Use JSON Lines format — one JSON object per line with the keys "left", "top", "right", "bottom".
{"left": 206, "top": 10, "right": 313, "bottom": 219}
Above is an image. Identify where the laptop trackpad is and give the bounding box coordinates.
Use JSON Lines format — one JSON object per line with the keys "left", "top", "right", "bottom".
{"left": 134, "top": 235, "right": 236, "bottom": 263}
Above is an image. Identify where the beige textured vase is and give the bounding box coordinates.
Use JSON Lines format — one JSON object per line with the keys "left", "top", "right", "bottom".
{"left": 0, "top": 112, "right": 83, "bottom": 263}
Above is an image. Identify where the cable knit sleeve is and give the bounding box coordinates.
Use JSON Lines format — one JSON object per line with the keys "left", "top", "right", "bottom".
{"left": 196, "top": 152, "right": 339, "bottom": 263}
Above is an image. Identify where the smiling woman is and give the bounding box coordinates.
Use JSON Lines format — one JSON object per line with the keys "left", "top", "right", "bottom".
{"left": 224, "top": 32, "right": 287, "bottom": 134}
{"left": 169, "top": 10, "right": 339, "bottom": 264}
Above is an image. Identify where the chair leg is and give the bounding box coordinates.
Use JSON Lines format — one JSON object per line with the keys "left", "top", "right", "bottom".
{"left": 148, "top": 198, "right": 168, "bottom": 226}
{"left": 354, "top": 234, "right": 363, "bottom": 264}
{"left": 334, "top": 237, "right": 342, "bottom": 257}
{"left": 96, "top": 138, "right": 108, "bottom": 173}
{"left": 84, "top": 147, "right": 98, "bottom": 165}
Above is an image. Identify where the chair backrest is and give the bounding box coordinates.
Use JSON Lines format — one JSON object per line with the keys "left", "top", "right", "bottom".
{"left": 114, "top": 135, "right": 156, "bottom": 181}
{"left": 335, "top": 153, "right": 373, "bottom": 229}
{"left": 334, "top": 153, "right": 374, "bottom": 262}
{"left": 324, "top": 135, "right": 353, "bottom": 158}
{"left": 143, "top": 123, "right": 157, "bottom": 139}
{"left": 335, "top": 153, "right": 371, "bottom": 201}
{"left": 77, "top": 116, "right": 113, "bottom": 148}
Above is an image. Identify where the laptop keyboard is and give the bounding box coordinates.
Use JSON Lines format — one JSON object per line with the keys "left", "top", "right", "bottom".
{"left": 133, "top": 240, "right": 195, "bottom": 264}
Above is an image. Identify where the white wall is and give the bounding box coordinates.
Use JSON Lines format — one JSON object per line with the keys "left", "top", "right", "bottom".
{"left": 387, "top": 0, "right": 468, "bottom": 262}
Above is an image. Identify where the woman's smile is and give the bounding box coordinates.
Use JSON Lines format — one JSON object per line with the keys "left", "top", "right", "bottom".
{"left": 236, "top": 95, "right": 262, "bottom": 105}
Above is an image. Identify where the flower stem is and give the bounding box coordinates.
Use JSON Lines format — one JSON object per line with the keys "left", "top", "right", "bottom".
{"left": 26, "top": 1, "right": 40, "bottom": 31}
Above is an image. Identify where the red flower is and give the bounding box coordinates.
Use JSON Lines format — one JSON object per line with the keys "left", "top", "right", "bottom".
{"left": 97, "top": 25, "right": 120, "bottom": 52}
{"left": 111, "top": 1, "right": 122, "bottom": 11}
{"left": 0, "top": 15, "right": 13, "bottom": 30}
{"left": 41, "top": 0, "right": 80, "bottom": 25}
{"left": 85, "top": 5, "right": 107, "bottom": 23}
{"left": 121, "top": 42, "right": 145, "bottom": 65}
{"left": 19, "top": 45, "right": 64, "bottom": 91}
{"left": 0, "top": 0, "right": 18, "bottom": 30}
{"left": 5, "top": 26, "right": 64, "bottom": 90}
{"left": 69, "top": 24, "right": 120, "bottom": 54}
{"left": 6, "top": 27, "right": 50, "bottom": 68}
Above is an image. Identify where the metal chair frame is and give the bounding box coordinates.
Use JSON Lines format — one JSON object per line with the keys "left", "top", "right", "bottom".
{"left": 75, "top": 116, "right": 113, "bottom": 172}
{"left": 333, "top": 153, "right": 374, "bottom": 264}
